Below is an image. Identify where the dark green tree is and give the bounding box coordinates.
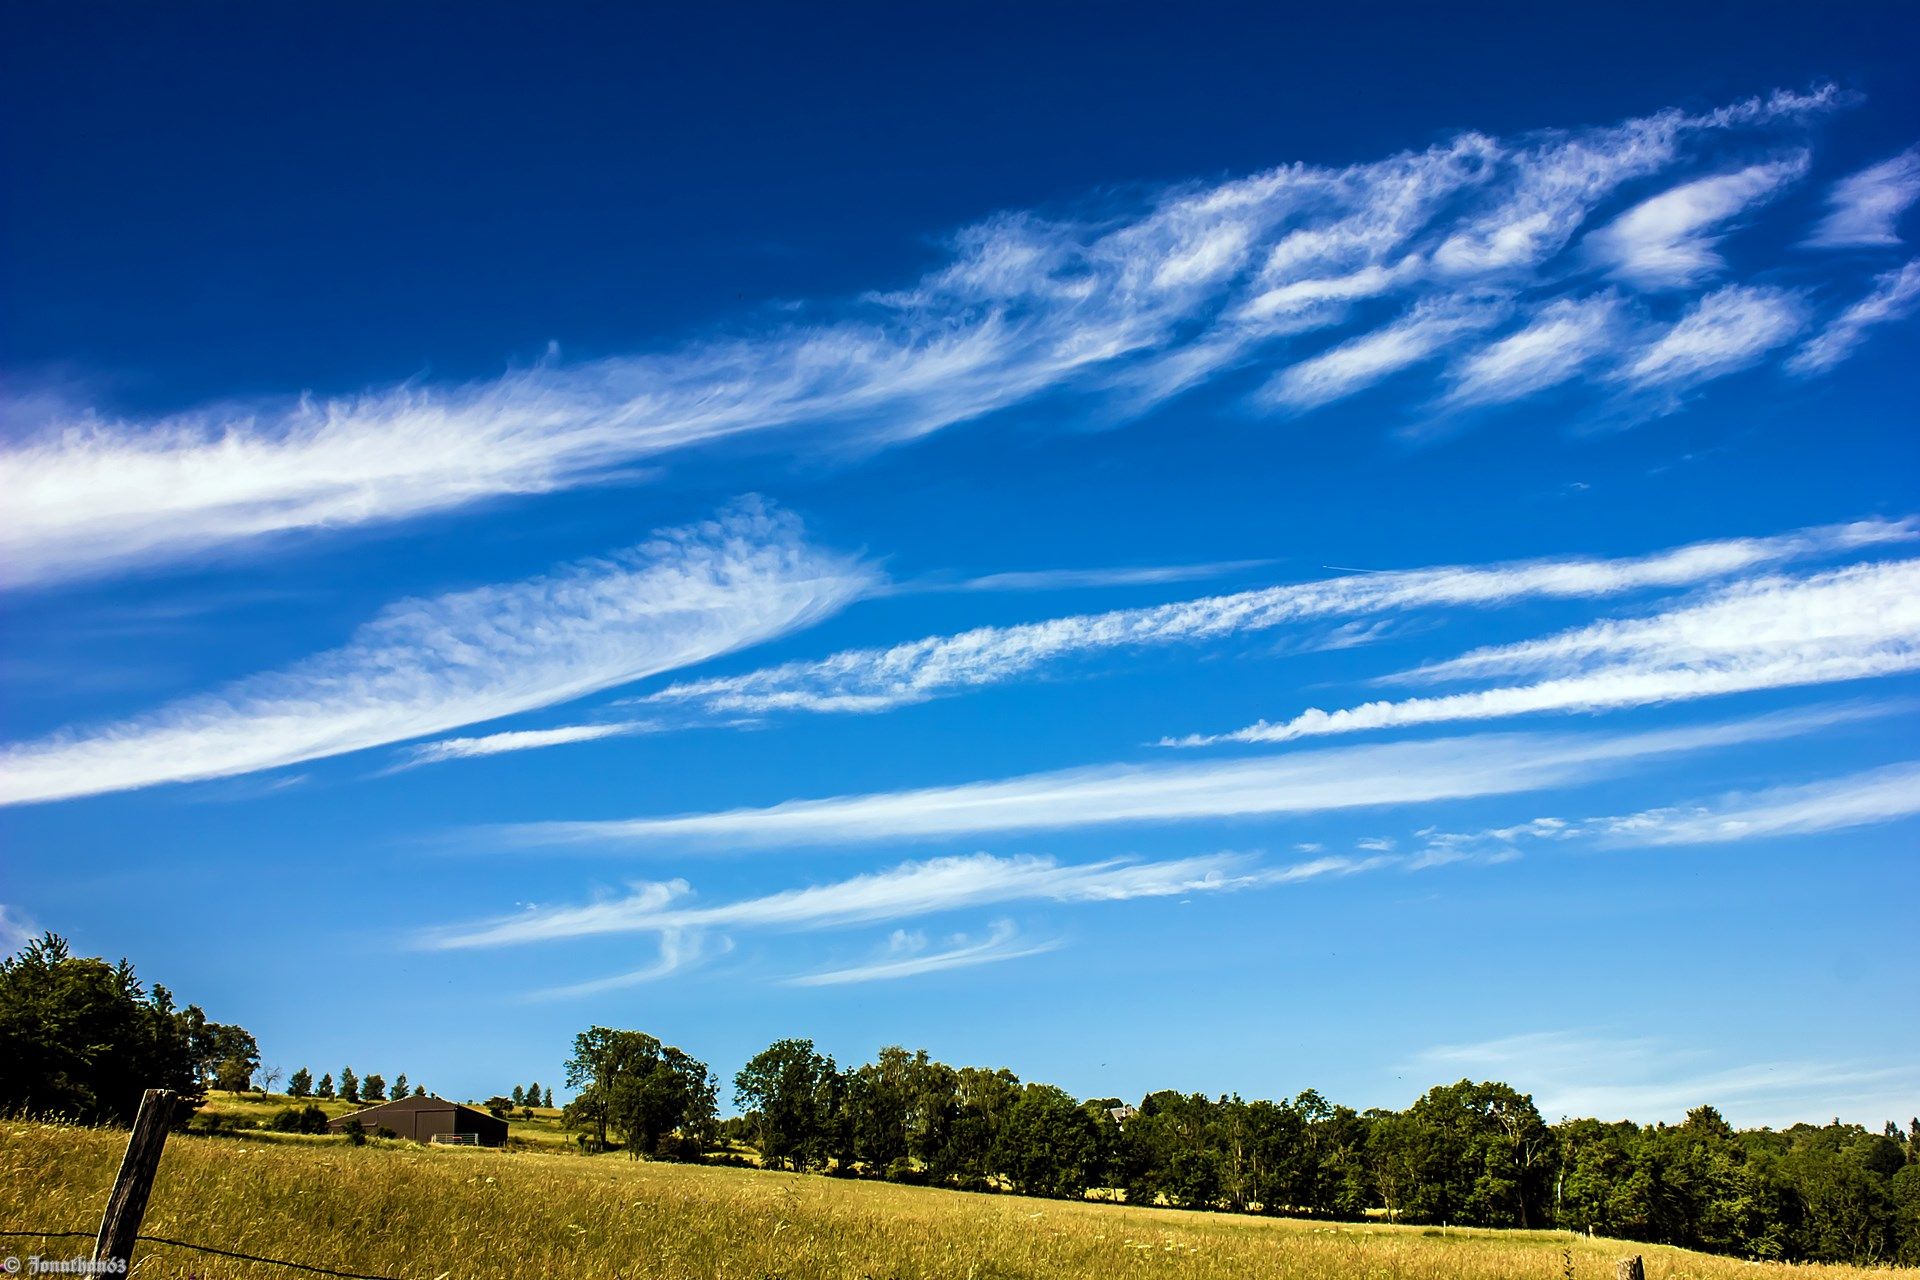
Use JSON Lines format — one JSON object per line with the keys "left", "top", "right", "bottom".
{"left": 566, "top": 1026, "right": 716, "bottom": 1158}
{"left": 1890, "top": 1165, "right": 1920, "bottom": 1265}
{"left": 614, "top": 1045, "right": 718, "bottom": 1158}
{"left": 733, "top": 1038, "right": 840, "bottom": 1171}
{"left": 287, "top": 1067, "right": 313, "bottom": 1099}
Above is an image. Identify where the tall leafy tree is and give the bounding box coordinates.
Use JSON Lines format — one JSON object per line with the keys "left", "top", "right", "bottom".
{"left": 287, "top": 1067, "right": 312, "bottom": 1100}
{"left": 614, "top": 1046, "right": 718, "bottom": 1158}
{"left": 566, "top": 1026, "right": 716, "bottom": 1158}
{"left": 1393, "top": 1080, "right": 1554, "bottom": 1227}
{"left": 733, "top": 1038, "right": 840, "bottom": 1172}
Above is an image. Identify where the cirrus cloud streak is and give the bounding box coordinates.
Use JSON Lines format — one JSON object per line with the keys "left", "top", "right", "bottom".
{"left": 1171, "top": 558, "right": 1920, "bottom": 747}
{"left": 487, "top": 711, "right": 1848, "bottom": 852}
{"left": 0, "top": 505, "right": 873, "bottom": 806}
{"left": 653, "top": 520, "right": 1912, "bottom": 717}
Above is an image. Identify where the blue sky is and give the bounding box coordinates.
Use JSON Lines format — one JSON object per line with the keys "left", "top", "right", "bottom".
{"left": 3, "top": 3, "right": 1916, "bottom": 1126}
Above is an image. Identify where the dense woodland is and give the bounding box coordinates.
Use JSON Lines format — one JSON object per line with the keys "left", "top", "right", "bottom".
{"left": 4, "top": 939, "right": 1914, "bottom": 1267}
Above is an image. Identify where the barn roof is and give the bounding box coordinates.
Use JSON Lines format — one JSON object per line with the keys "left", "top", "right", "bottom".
{"left": 328, "top": 1094, "right": 501, "bottom": 1125}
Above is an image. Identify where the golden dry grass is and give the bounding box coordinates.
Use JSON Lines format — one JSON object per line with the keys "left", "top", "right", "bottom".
{"left": 0, "top": 1120, "right": 1904, "bottom": 1280}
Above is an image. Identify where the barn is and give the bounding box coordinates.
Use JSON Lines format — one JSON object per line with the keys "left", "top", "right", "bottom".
{"left": 325, "top": 1095, "right": 509, "bottom": 1147}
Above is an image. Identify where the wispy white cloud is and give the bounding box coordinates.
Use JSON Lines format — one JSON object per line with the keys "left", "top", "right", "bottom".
{"left": 1, "top": 89, "right": 1849, "bottom": 588}
{"left": 1172, "top": 558, "right": 1920, "bottom": 746}
{"left": 488, "top": 712, "right": 1840, "bottom": 852}
{"left": 1787, "top": 258, "right": 1920, "bottom": 375}
{"left": 1412, "top": 1029, "right": 1917, "bottom": 1127}
{"left": 655, "top": 520, "right": 1912, "bottom": 717}
{"left": 1595, "top": 759, "right": 1920, "bottom": 846}
{"left": 400, "top": 721, "right": 656, "bottom": 768}
{"left": 937, "top": 560, "right": 1276, "bottom": 593}
{"left": 786, "top": 920, "right": 1060, "bottom": 986}
{"left": 1405, "top": 759, "right": 1920, "bottom": 866}
{"left": 1585, "top": 155, "right": 1809, "bottom": 288}
{"left": 526, "top": 929, "right": 718, "bottom": 1001}
{"left": 1444, "top": 294, "right": 1628, "bottom": 405}
{"left": 1258, "top": 298, "right": 1505, "bottom": 410}
{"left": 427, "top": 849, "right": 1310, "bottom": 949}
{"left": 1804, "top": 146, "right": 1920, "bottom": 248}
{"left": 1619, "top": 285, "right": 1806, "bottom": 389}
{"left": 0, "top": 504, "right": 873, "bottom": 806}
{"left": 436, "top": 848, "right": 1385, "bottom": 993}
{"left": 0, "top": 905, "right": 40, "bottom": 956}
{"left": 1428, "top": 86, "right": 1836, "bottom": 277}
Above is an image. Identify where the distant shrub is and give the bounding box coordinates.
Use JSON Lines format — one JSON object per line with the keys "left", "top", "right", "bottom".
{"left": 269, "top": 1104, "right": 330, "bottom": 1135}
{"left": 653, "top": 1134, "right": 707, "bottom": 1162}
{"left": 884, "top": 1157, "right": 926, "bottom": 1186}
{"left": 343, "top": 1118, "right": 366, "bottom": 1146}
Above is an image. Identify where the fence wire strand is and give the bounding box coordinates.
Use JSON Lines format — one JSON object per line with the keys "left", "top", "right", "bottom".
{"left": 0, "top": 1228, "right": 405, "bottom": 1280}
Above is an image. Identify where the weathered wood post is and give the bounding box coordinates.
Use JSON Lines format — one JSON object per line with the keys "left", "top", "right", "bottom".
{"left": 92, "top": 1088, "right": 175, "bottom": 1268}
{"left": 1614, "top": 1257, "right": 1645, "bottom": 1280}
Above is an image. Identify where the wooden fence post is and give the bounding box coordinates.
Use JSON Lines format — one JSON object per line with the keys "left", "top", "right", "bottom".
{"left": 1614, "top": 1257, "right": 1645, "bottom": 1280}
{"left": 92, "top": 1088, "right": 175, "bottom": 1268}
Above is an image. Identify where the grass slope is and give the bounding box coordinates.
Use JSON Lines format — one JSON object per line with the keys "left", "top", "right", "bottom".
{"left": 1, "top": 1120, "right": 1903, "bottom": 1280}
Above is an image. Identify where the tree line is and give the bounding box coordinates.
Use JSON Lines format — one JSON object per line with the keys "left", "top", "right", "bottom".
{"left": 564, "top": 1028, "right": 1920, "bottom": 1267}
{"left": 285, "top": 1065, "right": 419, "bottom": 1104}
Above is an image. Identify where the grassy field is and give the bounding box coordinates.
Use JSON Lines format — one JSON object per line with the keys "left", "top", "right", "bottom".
{"left": 196, "top": 1089, "right": 579, "bottom": 1147}
{"left": 1, "top": 1119, "right": 1905, "bottom": 1280}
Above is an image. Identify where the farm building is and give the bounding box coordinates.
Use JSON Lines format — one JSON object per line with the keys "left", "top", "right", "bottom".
{"left": 325, "top": 1095, "right": 508, "bottom": 1147}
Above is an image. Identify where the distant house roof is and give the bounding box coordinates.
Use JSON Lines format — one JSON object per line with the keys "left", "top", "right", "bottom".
{"left": 1109, "top": 1104, "right": 1139, "bottom": 1123}
{"left": 325, "top": 1094, "right": 508, "bottom": 1146}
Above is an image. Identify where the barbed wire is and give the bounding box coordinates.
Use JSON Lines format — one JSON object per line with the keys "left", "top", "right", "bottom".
{"left": 0, "top": 1229, "right": 406, "bottom": 1280}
